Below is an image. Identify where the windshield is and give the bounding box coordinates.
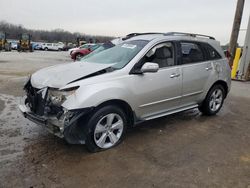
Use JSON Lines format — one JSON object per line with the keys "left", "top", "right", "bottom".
{"left": 81, "top": 42, "right": 115, "bottom": 60}
{"left": 82, "top": 40, "right": 148, "bottom": 69}
{"left": 22, "top": 34, "right": 29, "bottom": 40}
{"left": 0, "top": 32, "right": 5, "bottom": 39}
{"left": 90, "top": 44, "right": 100, "bottom": 51}
{"left": 79, "top": 44, "right": 89, "bottom": 49}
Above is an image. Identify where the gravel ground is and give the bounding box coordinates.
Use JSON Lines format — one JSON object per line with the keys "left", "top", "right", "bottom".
{"left": 0, "top": 51, "right": 250, "bottom": 188}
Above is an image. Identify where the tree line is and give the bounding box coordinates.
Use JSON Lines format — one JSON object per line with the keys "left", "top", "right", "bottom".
{"left": 0, "top": 20, "right": 114, "bottom": 44}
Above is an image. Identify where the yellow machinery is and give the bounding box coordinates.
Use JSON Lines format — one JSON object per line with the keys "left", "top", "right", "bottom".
{"left": 17, "top": 33, "right": 33, "bottom": 52}
{"left": 0, "top": 31, "right": 11, "bottom": 51}
{"left": 231, "top": 48, "right": 242, "bottom": 79}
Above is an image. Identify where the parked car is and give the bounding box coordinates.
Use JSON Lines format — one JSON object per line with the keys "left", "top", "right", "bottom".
{"left": 34, "top": 43, "right": 42, "bottom": 50}
{"left": 68, "top": 43, "right": 98, "bottom": 55}
{"left": 41, "top": 42, "right": 64, "bottom": 51}
{"left": 71, "top": 43, "right": 101, "bottom": 61}
{"left": 11, "top": 42, "right": 18, "bottom": 50}
{"left": 19, "top": 32, "right": 231, "bottom": 152}
{"left": 63, "top": 43, "right": 76, "bottom": 51}
{"left": 57, "top": 42, "right": 65, "bottom": 50}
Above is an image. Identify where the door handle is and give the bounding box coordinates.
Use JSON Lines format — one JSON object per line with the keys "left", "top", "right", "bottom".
{"left": 206, "top": 67, "right": 213, "bottom": 71}
{"left": 170, "top": 73, "right": 180, "bottom": 78}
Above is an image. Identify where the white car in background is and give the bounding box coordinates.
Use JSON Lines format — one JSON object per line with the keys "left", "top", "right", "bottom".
{"left": 41, "top": 42, "right": 64, "bottom": 51}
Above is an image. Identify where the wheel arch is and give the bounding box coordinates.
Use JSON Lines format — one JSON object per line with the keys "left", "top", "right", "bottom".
{"left": 75, "top": 52, "right": 84, "bottom": 59}
{"left": 210, "top": 80, "right": 229, "bottom": 98}
{"left": 199, "top": 79, "right": 229, "bottom": 107}
{"left": 95, "top": 99, "right": 135, "bottom": 127}
{"left": 63, "top": 99, "right": 135, "bottom": 147}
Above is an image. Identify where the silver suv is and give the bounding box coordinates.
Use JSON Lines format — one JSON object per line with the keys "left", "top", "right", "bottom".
{"left": 19, "top": 32, "right": 231, "bottom": 152}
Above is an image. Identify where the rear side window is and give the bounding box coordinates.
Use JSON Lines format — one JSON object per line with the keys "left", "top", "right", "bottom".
{"left": 203, "top": 43, "right": 222, "bottom": 60}
{"left": 181, "top": 42, "right": 205, "bottom": 64}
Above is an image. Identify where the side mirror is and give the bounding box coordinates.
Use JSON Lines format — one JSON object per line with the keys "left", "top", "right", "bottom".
{"left": 141, "top": 62, "right": 159, "bottom": 73}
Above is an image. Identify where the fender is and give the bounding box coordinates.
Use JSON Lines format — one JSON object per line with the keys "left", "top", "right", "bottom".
{"left": 62, "top": 81, "right": 136, "bottom": 111}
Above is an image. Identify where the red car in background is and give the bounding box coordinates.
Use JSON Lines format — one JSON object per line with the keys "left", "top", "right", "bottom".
{"left": 71, "top": 44, "right": 101, "bottom": 61}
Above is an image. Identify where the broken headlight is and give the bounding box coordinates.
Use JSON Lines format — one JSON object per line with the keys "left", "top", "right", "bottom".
{"left": 48, "top": 86, "right": 79, "bottom": 106}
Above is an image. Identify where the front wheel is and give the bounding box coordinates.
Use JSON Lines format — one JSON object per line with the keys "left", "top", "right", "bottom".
{"left": 75, "top": 53, "right": 83, "bottom": 61}
{"left": 84, "top": 105, "right": 127, "bottom": 152}
{"left": 199, "top": 85, "right": 225, "bottom": 116}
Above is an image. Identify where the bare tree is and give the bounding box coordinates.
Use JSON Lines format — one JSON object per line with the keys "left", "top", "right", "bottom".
{"left": 0, "top": 20, "right": 114, "bottom": 43}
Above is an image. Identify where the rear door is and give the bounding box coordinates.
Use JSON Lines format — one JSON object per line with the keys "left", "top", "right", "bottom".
{"left": 179, "top": 41, "right": 213, "bottom": 106}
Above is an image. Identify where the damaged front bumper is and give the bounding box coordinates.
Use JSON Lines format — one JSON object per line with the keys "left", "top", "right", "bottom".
{"left": 19, "top": 97, "right": 93, "bottom": 143}
{"left": 19, "top": 102, "right": 65, "bottom": 138}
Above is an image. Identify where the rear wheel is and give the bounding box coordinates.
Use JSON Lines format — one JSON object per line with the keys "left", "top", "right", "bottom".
{"left": 199, "top": 84, "right": 225, "bottom": 116}
{"left": 84, "top": 105, "right": 127, "bottom": 152}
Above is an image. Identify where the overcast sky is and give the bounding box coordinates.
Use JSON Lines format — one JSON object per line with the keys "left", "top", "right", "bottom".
{"left": 0, "top": 0, "right": 249, "bottom": 44}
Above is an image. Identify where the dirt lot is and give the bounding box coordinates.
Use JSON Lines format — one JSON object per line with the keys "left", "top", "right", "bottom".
{"left": 0, "top": 51, "right": 250, "bottom": 188}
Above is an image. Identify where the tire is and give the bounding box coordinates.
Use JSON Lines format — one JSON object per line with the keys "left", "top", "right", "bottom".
{"left": 84, "top": 105, "right": 127, "bottom": 152}
{"left": 75, "top": 53, "right": 83, "bottom": 61}
{"left": 44, "top": 47, "right": 48, "bottom": 51}
{"left": 199, "top": 84, "right": 226, "bottom": 116}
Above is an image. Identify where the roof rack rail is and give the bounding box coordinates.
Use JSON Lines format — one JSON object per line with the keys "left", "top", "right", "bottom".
{"left": 164, "top": 32, "right": 215, "bottom": 40}
{"left": 122, "top": 32, "right": 164, "bottom": 40}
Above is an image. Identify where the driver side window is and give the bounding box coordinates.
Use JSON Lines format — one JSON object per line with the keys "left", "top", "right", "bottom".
{"left": 149, "top": 42, "right": 174, "bottom": 68}
{"left": 137, "top": 42, "right": 175, "bottom": 70}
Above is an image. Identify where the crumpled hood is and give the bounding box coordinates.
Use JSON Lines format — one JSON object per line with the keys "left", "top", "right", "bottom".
{"left": 31, "top": 62, "right": 113, "bottom": 89}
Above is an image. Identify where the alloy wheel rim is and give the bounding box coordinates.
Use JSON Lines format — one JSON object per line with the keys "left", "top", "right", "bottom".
{"left": 209, "top": 89, "right": 223, "bottom": 112}
{"left": 94, "top": 113, "right": 124, "bottom": 149}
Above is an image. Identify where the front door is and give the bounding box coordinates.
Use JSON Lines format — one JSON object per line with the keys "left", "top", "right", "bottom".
{"left": 130, "top": 41, "right": 182, "bottom": 119}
